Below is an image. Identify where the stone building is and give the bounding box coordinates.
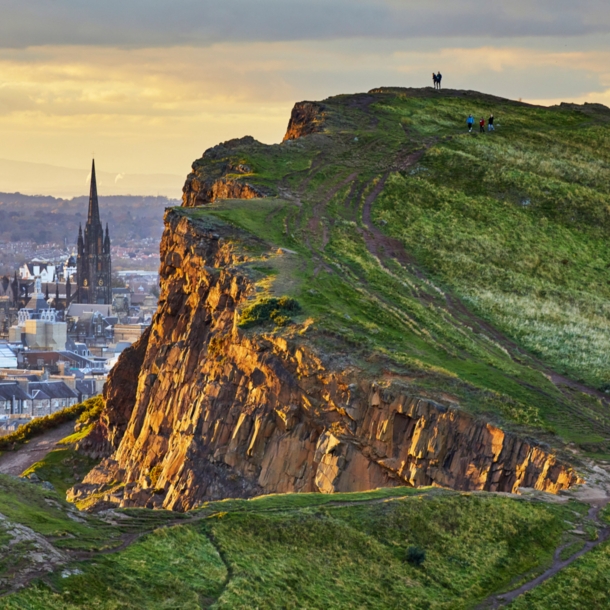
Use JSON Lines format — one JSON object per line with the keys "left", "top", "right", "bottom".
{"left": 76, "top": 160, "right": 112, "bottom": 304}
{"left": 28, "top": 381, "right": 78, "bottom": 413}
{"left": 19, "top": 260, "right": 57, "bottom": 283}
{"left": 0, "top": 382, "right": 31, "bottom": 416}
{"left": 8, "top": 278, "right": 67, "bottom": 351}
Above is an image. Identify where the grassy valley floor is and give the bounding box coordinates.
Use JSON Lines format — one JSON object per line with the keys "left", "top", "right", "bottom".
{"left": 0, "top": 469, "right": 607, "bottom": 610}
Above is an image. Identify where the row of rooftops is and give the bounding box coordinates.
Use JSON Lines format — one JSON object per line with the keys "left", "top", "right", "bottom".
{"left": 0, "top": 379, "right": 94, "bottom": 403}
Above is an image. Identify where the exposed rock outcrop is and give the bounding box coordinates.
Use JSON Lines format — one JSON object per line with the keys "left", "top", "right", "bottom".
{"left": 181, "top": 136, "right": 269, "bottom": 207}
{"left": 283, "top": 102, "right": 327, "bottom": 141}
{"left": 182, "top": 176, "right": 267, "bottom": 208}
{"left": 69, "top": 210, "right": 580, "bottom": 511}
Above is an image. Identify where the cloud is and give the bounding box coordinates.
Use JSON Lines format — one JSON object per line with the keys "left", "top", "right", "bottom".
{"left": 0, "top": 38, "right": 608, "bottom": 182}
{"left": 0, "top": 0, "right": 609, "bottom": 48}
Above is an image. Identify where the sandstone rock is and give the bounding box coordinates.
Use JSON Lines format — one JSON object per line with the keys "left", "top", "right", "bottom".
{"left": 70, "top": 210, "right": 581, "bottom": 511}
{"left": 283, "top": 102, "right": 327, "bottom": 141}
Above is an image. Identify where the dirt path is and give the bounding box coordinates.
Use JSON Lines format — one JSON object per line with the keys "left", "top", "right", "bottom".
{"left": 476, "top": 499, "right": 610, "bottom": 609}
{"left": 0, "top": 421, "right": 75, "bottom": 476}
{"left": 482, "top": 465, "right": 610, "bottom": 607}
{"left": 356, "top": 147, "right": 610, "bottom": 418}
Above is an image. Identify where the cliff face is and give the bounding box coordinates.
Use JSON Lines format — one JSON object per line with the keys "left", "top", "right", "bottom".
{"left": 70, "top": 210, "right": 580, "bottom": 511}
{"left": 182, "top": 136, "right": 269, "bottom": 207}
{"left": 283, "top": 102, "right": 327, "bottom": 141}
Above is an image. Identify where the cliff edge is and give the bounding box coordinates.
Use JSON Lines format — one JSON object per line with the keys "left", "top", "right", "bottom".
{"left": 69, "top": 87, "right": 610, "bottom": 510}
{"left": 70, "top": 209, "right": 578, "bottom": 510}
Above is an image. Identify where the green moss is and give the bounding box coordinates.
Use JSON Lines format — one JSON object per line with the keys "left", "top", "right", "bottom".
{"left": 558, "top": 539, "right": 586, "bottom": 560}
{"left": 509, "top": 539, "right": 610, "bottom": 609}
{"left": 0, "top": 475, "right": 115, "bottom": 549}
{"left": 207, "top": 492, "right": 577, "bottom": 609}
{"left": 0, "top": 483, "right": 592, "bottom": 608}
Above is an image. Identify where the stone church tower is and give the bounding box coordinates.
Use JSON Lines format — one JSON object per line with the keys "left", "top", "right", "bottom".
{"left": 76, "top": 160, "right": 112, "bottom": 304}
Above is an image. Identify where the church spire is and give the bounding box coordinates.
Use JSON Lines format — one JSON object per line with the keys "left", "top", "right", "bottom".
{"left": 87, "top": 159, "right": 101, "bottom": 227}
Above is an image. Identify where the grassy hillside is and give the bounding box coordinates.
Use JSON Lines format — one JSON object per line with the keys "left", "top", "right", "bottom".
{"left": 179, "top": 88, "right": 610, "bottom": 456}
{"left": 0, "top": 469, "right": 601, "bottom": 609}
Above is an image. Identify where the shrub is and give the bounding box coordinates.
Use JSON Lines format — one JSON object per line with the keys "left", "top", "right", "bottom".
{"left": 149, "top": 463, "right": 163, "bottom": 488}
{"left": 76, "top": 396, "right": 105, "bottom": 426}
{"left": 405, "top": 545, "right": 426, "bottom": 566}
{"left": 239, "top": 296, "right": 301, "bottom": 328}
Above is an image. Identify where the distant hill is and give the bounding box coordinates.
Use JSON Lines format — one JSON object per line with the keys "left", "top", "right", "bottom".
{"left": 0, "top": 192, "right": 179, "bottom": 247}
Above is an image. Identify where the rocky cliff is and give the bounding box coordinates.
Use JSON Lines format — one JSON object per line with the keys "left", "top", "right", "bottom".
{"left": 283, "top": 102, "right": 327, "bottom": 141}
{"left": 182, "top": 136, "right": 269, "bottom": 207}
{"left": 70, "top": 208, "right": 580, "bottom": 511}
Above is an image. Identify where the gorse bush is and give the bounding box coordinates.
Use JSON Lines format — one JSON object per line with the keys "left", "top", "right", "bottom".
{"left": 405, "top": 545, "right": 426, "bottom": 566}
{"left": 76, "top": 396, "right": 104, "bottom": 426}
{"left": 239, "top": 296, "right": 301, "bottom": 328}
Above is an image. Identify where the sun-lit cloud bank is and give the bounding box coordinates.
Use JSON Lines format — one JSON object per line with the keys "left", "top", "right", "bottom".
{"left": 0, "top": 1, "right": 609, "bottom": 195}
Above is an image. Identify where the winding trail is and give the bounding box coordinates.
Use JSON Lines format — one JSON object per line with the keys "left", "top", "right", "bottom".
{"left": 355, "top": 147, "right": 610, "bottom": 605}
{"left": 476, "top": 497, "right": 610, "bottom": 609}
{"left": 0, "top": 421, "right": 75, "bottom": 476}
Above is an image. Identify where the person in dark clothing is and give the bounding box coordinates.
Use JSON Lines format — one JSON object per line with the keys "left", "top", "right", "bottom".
{"left": 488, "top": 114, "right": 495, "bottom": 131}
{"left": 479, "top": 117, "right": 485, "bottom": 133}
{"left": 437, "top": 72, "right": 442, "bottom": 89}
{"left": 467, "top": 114, "right": 474, "bottom": 132}
{"left": 432, "top": 73, "right": 438, "bottom": 89}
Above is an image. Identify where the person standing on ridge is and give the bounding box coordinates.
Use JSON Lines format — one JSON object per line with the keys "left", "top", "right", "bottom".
{"left": 432, "top": 73, "right": 438, "bottom": 89}
{"left": 479, "top": 117, "right": 485, "bottom": 133}
{"left": 467, "top": 114, "right": 474, "bottom": 132}
{"left": 437, "top": 71, "right": 442, "bottom": 89}
{"left": 488, "top": 114, "right": 495, "bottom": 131}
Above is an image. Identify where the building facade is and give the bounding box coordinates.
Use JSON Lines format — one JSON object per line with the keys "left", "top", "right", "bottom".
{"left": 76, "top": 160, "right": 112, "bottom": 304}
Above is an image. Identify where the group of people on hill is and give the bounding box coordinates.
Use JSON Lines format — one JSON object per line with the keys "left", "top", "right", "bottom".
{"left": 467, "top": 113, "right": 495, "bottom": 133}
{"left": 430, "top": 71, "right": 496, "bottom": 133}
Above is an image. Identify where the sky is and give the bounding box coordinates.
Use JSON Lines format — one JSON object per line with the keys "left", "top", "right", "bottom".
{"left": 1, "top": 0, "right": 609, "bottom": 196}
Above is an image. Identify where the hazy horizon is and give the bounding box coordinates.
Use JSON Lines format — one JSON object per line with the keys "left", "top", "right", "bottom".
{"left": 1, "top": 1, "right": 610, "bottom": 194}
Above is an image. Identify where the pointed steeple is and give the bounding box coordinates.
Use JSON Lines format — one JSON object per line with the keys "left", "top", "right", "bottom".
{"left": 104, "top": 222, "right": 110, "bottom": 252}
{"left": 87, "top": 159, "right": 101, "bottom": 227}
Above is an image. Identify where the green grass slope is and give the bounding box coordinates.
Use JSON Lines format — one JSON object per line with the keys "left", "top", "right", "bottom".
{"left": 181, "top": 87, "right": 610, "bottom": 456}
{"left": 0, "top": 475, "right": 597, "bottom": 610}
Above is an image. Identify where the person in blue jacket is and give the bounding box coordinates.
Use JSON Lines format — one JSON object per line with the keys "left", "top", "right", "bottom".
{"left": 467, "top": 114, "right": 474, "bottom": 132}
